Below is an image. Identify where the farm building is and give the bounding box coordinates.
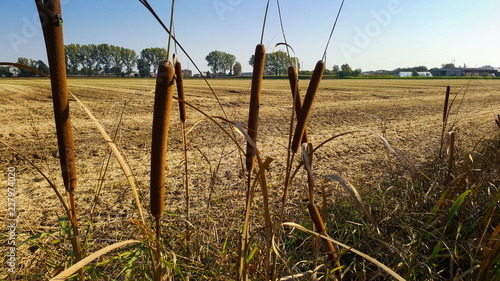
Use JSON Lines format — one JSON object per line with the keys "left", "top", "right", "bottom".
{"left": 397, "top": 71, "right": 432, "bottom": 77}
{"left": 182, "top": 69, "right": 192, "bottom": 77}
{"left": 430, "top": 68, "right": 465, "bottom": 77}
{"left": 397, "top": 72, "right": 412, "bottom": 77}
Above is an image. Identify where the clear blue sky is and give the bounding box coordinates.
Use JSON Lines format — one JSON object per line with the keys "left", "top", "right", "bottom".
{"left": 1, "top": 1, "right": 499, "bottom": 73}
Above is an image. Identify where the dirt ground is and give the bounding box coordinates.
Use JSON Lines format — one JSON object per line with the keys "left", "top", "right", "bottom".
{"left": 1, "top": 77, "right": 499, "bottom": 278}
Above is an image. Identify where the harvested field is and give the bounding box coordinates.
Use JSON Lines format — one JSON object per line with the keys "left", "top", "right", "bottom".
{"left": 1, "top": 77, "right": 499, "bottom": 279}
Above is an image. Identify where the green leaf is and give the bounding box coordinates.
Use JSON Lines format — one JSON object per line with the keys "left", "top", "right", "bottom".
{"left": 447, "top": 190, "right": 470, "bottom": 225}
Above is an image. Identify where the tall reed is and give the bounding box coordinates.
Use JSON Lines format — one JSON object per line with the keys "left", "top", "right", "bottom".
{"left": 291, "top": 60, "right": 325, "bottom": 154}
{"left": 35, "top": 0, "right": 82, "bottom": 279}
{"left": 288, "top": 66, "right": 308, "bottom": 144}
{"left": 246, "top": 44, "right": 266, "bottom": 172}
{"left": 174, "top": 59, "right": 191, "bottom": 240}
{"left": 150, "top": 61, "right": 175, "bottom": 279}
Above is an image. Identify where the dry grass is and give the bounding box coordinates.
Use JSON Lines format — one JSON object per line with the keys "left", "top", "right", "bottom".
{"left": 1, "top": 77, "right": 499, "bottom": 279}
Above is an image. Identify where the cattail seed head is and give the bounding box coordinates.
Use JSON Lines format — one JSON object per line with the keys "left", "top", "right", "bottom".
{"left": 288, "top": 66, "right": 308, "bottom": 144}
{"left": 150, "top": 61, "right": 175, "bottom": 219}
{"left": 246, "top": 44, "right": 266, "bottom": 171}
{"left": 174, "top": 61, "right": 187, "bottom": 123}
{"left": 291, "top": 60, "right": 325, "bottom": 153}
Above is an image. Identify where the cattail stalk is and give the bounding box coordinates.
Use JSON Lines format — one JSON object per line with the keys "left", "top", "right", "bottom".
{"left": 288, "top": 66, "right": 308, "bottom": 144}
{"left": 307, "top": 203, "right": 342, "bottom": 280}
{"left": 291, "top": 60, "right": 325, "bottom": 153}
{"left": 150, "top": 61, "right": 175, "bottom": 279}
{"left": 174, "top": 60, "right": 190, "bottom": 240}
{"left": 246, "top": 44, "right": 266, "bottom": 172}
{"left": 439, "top": 86, "right": 451, "bottom": 157}
{"left": 35, "top": 1, "right": 82, "bottom": 279}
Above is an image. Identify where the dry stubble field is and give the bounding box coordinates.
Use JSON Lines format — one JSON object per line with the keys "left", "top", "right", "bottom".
{"left": 1, "top": 77, "right": 499, "bottom": 278}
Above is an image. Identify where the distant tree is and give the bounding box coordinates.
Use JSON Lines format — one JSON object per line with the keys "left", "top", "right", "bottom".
{"left": 110, "top": 45, "right": 123, "bottom": 76}
{"left": 324, "top": 69, "right": 332, "bottom": 75}
{"left": 206, "top": 50, "right": 224, "bottom": 76}
{"left": 140, "top": 47, "right": 167, "bottom": 75}
{"left": 233, "top": 61, "right": 242, "bottom": 76}
{"left": 16, "top": 57, "right": 37, "bottom": 77}
{"left": 65, "top": 43, "right": 82, "bottom": 75}
{"left": 441, "top": 63, "right": 455, "bottom": 69}
{"left": 412, "top": 70, "right": 419, "bottom": 77}
{"left": 137, "top": 58, "right": 150, "bottom": 78}
{"left": 80, "top": 44, "right": 99, "bottom": 76}
{"left": 332, "top": 65, "right": 340, "bottom": 73}
{"left": 35, "top": 60, "right": 49, "bottom": 75}
{"left": 0, "top": 67, "right": 9, "bottom": 77}
{"left": 353, "top": 68, "right": 362, "bottom": 77}
{"left": 121, "top": 48, "right": 137, "bottom": 75}
{"left": 338, "top": 63, "right": 353, "bottom": 78}
{"left": 249, "top": 51, "right": 299, "bottom": 75}
{"left": 97, "top": 43, "right": 111, "bottom": 75}
{"left": 222, "top": 53, "right": 236, "bottom": 75}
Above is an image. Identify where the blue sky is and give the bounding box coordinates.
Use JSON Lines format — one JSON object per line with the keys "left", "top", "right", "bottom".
{"left": 1, "top": 1, "right": 499, "bottom": 73}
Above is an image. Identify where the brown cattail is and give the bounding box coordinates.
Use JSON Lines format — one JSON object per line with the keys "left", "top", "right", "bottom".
{"left": 35, "top": 0, "right": 77, "bottom": 193}
{"left": 307, "top": 203, "right": 342, "bottom": 279}
{"left": 288, "top": 66, "right": 308, "bottom": 144}
{"left": 443, "top": 85, "right": 450, "bottom": 123}
{"left": 291, "top": 60, "right": 325, "bottom": 153}
{"left": 246, "top": 44, "right": 266, "bottom": 171}
{"left": 174, "top": 61, "right": 187, "bottom": 123}
{"left": 150, "top": 61, "right": 175, "bottom": 218}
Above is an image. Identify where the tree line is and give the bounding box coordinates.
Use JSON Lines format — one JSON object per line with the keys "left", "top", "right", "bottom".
{"left": 64, "top": 43, "right": 169, "bottom": 77}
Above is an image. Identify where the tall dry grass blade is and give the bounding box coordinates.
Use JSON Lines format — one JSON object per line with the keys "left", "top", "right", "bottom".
{"left": 246, "top": 44, "right": 266, "bottom": 172}
{"left": 291, "top": 60, "right": 325, "bottom": 153}
{"left": 0, "top": 62, "right": 49, "bottom": 77}
{"left": 322, "top": 0, "right": 345, "bottom": 61}
{"left": 50, "top": 240, "right": 140, "bottom": 281}
{"left": 69, "top": 93, "right": 146, "bottom": 227}
{"left": 283, "top": 223, "right": 406, "bottom": 281}
{"left": 446, "top": 131, "right": 456, "bottom": 185}
{"left": 326, "top": 174, "right": 381, "bottom": 235}
{"left": 307, "top": 203, "right": 342, "bottom": 280}
{"left": 239, "top": 156, "right": 274, "bottom": 281}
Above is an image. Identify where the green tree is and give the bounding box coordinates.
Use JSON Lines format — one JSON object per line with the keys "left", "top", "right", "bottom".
{"left": 110, "top": 45, "right": 123, "bottom": 76}
{"left": 97, "top": 43, "right": 111, "bottom": 75}
{"left": 35, "top": 60, "right": 49, "bottom": 76}
{"left": 206, "top": 50, "right": 223, "bottom": 76}
{"left": 65, "top": 43, "right": 82, "bottom": 76}
{"left": 140, "top": 47, "right": 167, "bottom": 75}
{"left": 80, "top": 44, "right": 98, "bottom": 76}
{"left": 249, "top": 51, "right": 298, "bottom": 75}
{"left": 121, "top": 48, "right": 137, "bottom": 75}
{"left": 233, "top": 61, "right": 242, "bottom": 76}
{"left": 338, "top": 63, "right": 352, "bottom": 78}
{"left": 332, "top": 64, "right": 339, "bottom": 75}
{"left": 137, "top": 58, "right": 150, "bottom": 78}
{"left": 223, "top": 53, "right": 236, "bottom": 75}
{"left": 16, "top": 57, "right": 37, "bottom": 77}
